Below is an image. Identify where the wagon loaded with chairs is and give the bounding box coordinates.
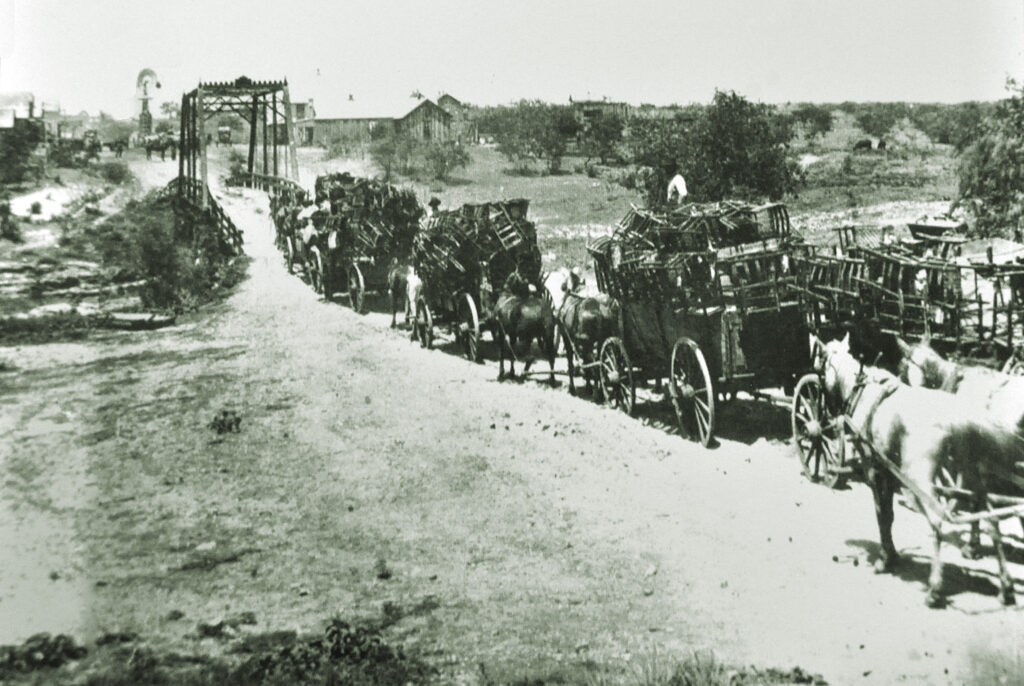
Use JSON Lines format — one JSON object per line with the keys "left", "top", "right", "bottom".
{"left": 586, "top": 201, "right": 811, "bottom": 446}
{"left": 787, "top": 218, "right": 1024, "bottom": 609}
{"left": 411, "top": 199, "right": 543, "bottom": 362}
{"left": 790, "top": 222, "right": 1024, "bottom": 489}
{"left": 309, "top": 173, "right": 423, "bottom": 311}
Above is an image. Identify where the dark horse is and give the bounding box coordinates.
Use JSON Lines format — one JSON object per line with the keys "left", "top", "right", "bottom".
{"left": 143, "top": 134, "right": 177, "bottom": 161}
{"left": 492, "top": 272, "right": 556, "bottom": 384}
{"left": 558, "top": 290, "right": 618, "bottom": 397}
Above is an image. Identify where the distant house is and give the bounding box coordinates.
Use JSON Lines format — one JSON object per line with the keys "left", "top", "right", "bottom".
{"left": 0, "top": 92, "right": 36, "bottom": 127}
{"left": 570, "top": 97, "right": 630, "bottom": 128}
{"left": 437, "top": 93, "right": 477, "bottom": 144}
{"left": 290, "top": 99, "right": 316, "bottom": 146}
{"left": 309, "top": 96, "right": 451, "bottom": 147}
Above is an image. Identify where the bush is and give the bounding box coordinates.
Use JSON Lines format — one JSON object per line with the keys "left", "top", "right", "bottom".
{"left": 0, "top": 118, "right": 44, "bottom": 183}
{"left": 83, "top": 192, "right": 244, "bottom": 311}
{"left": 422, "top": 141, "right": 470, "bottom": 182}
{"left": 0, "top": 203, "right": 23, "bottom": 243}
{"left": 957, "top": 79, "right": 1024, "bottom": 236}
{"left": 225, "top": 148, "right": 247, "bottom": 185}
{"left": 95, "top": 161, "right": 133, "bottom": 185}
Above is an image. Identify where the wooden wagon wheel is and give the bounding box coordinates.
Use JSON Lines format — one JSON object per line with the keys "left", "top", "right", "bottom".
{"left": 1001, "top": 356, "right": 1024, "bottom": 376}
{"left": 285, "top": 235, "right": 297, "bottom": 274}
{"left": 598, "top": 337, "right": 635, "bottom": 415}
{"left": 791, "top": 373, "right": 846, "bottom": 489}
{"left": 309, "top": 248, "right": 324, "bottom": 295}
{"left": 459, "top": 294, "right": 481, "bottom": 362}
{"left": 348, "top": 263, "right": 366, "bottom": 314}
{"left": 415, "top": 297, "right": 433, "bottom": 349}
{"left": 669, "top": 337, "right": 715, "bottom": 447}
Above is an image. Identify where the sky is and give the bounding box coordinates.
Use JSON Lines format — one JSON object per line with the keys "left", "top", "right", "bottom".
{"left": 0, "top": 0, "right": 1022, "bottom": 118}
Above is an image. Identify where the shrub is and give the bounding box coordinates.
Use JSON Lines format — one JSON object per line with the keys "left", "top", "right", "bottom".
{"left": 83, "top": 192, "right": 244, "bottom": 311}
{"left": 0, "top": 203, "right": 23, "bottom": 243}
{"left": 95, "top": 161, "right": 133, "bottom": 185}
{"left": 326, "top": 132, "right": 362, "bottom": 160}
{"left": 0, "top": 118, "right": 44, "bottom": 183}
{"left": 225, "top": 148, "right": 247, "bottom": 185}
{"left": 957, "top": 78, "right": 1024, "bottom": 236}
{"left": 422, "top": 141, "right": 470, "bottom": 182}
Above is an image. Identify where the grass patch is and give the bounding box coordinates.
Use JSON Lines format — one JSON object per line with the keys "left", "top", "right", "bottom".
{"left": 0, "top": 619, "right": 430, "bottom": 686}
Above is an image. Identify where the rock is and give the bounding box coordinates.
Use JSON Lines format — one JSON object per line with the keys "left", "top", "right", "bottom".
{"left": 165, "top": 610, "right": 185, "bottom": 621}
{"left": 574, "top": 642, "right": 589, "bottom": 653}
{"left": 195, "top": 541, "right": 217, "bottom": 552}
{"left": 224, "top": 611, "right": 257, "bottom": 628}
{"left": 197, "top": 619, "right": 236, "bottom": 639}
{"left": 643, "top": 565, "right": 658, "bottom": 578}
{"left": 95, "top": 632, "right": 137, "bottom": 646}
{"left": 642, "top": 587, "right": 654, "bottom": 596}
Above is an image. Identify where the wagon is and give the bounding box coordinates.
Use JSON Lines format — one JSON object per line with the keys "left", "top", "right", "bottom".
{"left": 411, "top": 199, "right": 542, "bottom": 360}
{"left": 587, "top": 202, "right": 812, "bottom": 447}
{"left": 791, "top": 230, "right": 1024, "bottom": 487}
{"left": 309, "top": 173, "right": 423, "bottom": 312}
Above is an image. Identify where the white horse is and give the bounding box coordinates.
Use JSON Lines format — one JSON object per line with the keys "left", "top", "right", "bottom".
{"left": 820, "top": 334, "right": 1020, "bottom": 607}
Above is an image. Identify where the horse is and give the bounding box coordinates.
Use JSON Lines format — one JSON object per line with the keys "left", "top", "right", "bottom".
{"left": 386, "top": 262, "right": 417, "bottom": 329}
{"left": 819, "top": 333, "right": 1020, "bottom": 607}
{"left": 492, "top": 271, "right": 556, "bottom": 384}
{"left": 897, "top": 337, "right": 1024, "bottom": 435}
{"left": 557, "top": 289, "right": 618, "bottom": 397}
{"left": 896, "top": 337, "right": 1024, "bottom": 557}
{"left": 142, "top": 134, "right": 176, "bottom": 161}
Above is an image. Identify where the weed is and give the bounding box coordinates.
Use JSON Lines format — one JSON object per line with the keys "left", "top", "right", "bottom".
{"left": 208, "top": 409, "right": 242, "bottom": 435}
{"left": 95, "top": 161, "right": 133, "bottom": 186}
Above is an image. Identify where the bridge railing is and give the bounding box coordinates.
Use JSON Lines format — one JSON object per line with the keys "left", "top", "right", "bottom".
{"left": 246, "top": 172, "right": 307, "bottom": 199}
{"left": 163, "top": 177, "right": 244, "bottom": 255}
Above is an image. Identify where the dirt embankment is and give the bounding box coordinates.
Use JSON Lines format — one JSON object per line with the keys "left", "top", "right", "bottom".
{"left": 2, "top": 158, "right": 1024, "bottom": 685}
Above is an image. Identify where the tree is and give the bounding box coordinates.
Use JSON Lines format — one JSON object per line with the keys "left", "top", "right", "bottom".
{"left": 792, "top": 104, "right": 833, "bottom": 139}
{"left": 956, "top": 79, "right": 1024, "bottom": 237}
{"left": 160, "top": 101, "right": 181, "bottom": 120}
{"left": 422, "top": 141, "right": 470, "bottom": 182}
{"left": 0, "top": 118, "right": 44, "bottom": 184}
{"left": 581, "top": 111, "right": 624, "bottom": 164}
{"left": 479, "top": 101, "right": 579, "bottom": 175}
{"left": 532, "top": 103, "right": 578, "bottom": 173}
{"left": 626, "top": 91, "right": 798, "bottom": 205}
{"left": 853, "top": 103, "right": 911, "bottom": 139}
{"left": 369, "top": 128, "right": 416, "bottom": 181}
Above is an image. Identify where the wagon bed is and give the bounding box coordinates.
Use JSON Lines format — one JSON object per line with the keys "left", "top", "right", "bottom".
{"left": 588, "top": 201, "right": 811, "bottom": 446}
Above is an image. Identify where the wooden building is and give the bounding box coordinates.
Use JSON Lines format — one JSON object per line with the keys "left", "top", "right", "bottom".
{"left": 437, "top": 93, "right": 477, "bottom": 144}
{"left": 308, "top": 96, "right": 451, "bottom": 146}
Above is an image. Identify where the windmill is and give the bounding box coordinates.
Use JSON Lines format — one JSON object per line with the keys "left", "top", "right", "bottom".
{"left": 136, "top": 68, "right": 161, "bottom": 135}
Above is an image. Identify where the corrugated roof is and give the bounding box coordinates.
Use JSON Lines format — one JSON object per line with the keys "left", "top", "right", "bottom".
{"left": 315, "top": 96, "right": 447, "bottom": 121}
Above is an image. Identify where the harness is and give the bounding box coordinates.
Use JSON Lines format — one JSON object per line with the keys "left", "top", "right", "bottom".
{"left": 827, "top": 355, "right": 900, "bottom": 438}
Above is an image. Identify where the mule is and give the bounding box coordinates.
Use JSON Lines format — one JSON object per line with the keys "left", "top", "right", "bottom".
{"left": 492, "top": 272, "right": 556, "bottom": 384}
{"left": 558, "top": 292, "right": 618, "bottom": 397}
{"left": 820, "top": 333, "right": 1020, "bottom": 607}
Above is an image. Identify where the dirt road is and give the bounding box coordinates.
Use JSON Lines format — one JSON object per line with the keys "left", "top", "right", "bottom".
{"left": 2, "top": 158, "right": 1023, "bottom": 685}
